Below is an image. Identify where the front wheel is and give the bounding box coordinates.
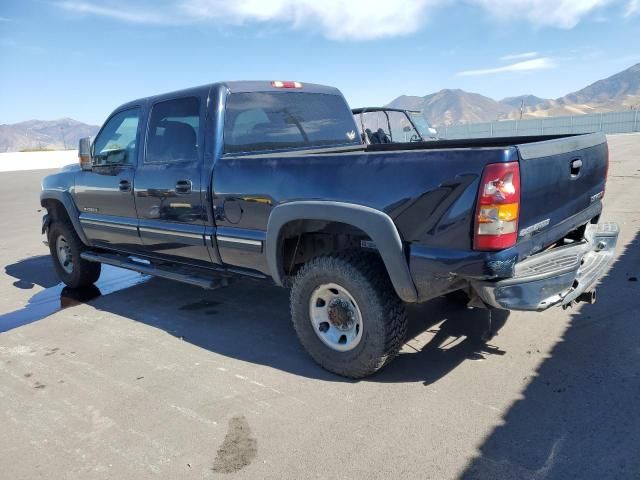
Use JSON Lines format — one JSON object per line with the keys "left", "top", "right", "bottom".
{"left": 48, "top": 220, "right": 101, "bottom": 288}
{"left": 290, "top": 252, "right": 408, "bottom": 378}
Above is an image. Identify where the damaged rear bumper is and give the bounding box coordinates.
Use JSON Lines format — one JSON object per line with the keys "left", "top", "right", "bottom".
{"left": 471, "top": 222, "right": 619, "bottom": 311}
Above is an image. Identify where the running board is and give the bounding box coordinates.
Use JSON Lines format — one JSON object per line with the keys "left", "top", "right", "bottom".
{"left": 80, "top": 251, "right": 230, "bottom": 290}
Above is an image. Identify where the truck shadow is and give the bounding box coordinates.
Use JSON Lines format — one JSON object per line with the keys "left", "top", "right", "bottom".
{"left": 5, "top": 255, "right": 60, "bottom": 289}
{"left": 370, "top": 302, "right": 509, "bottom": 384}
{"left": 4, "top": 254, "right": 511, "bottom": 383}
{"left": 92, "top": 276, "right": 513, "bottom": 384}
{"left": 1, "top": 256, "right": 148, "bottom": 333}
{"left": 458, "top": 230, "right": 640, "bottom": 479}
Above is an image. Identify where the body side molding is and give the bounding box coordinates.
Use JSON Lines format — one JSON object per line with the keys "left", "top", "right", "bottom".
{"left": 266, "top": 201, "right": 418, "bottom": 303}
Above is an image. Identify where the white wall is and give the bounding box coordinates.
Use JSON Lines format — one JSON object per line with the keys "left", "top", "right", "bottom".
{"left": 0, "top": 150, "right": 79, "bottom": 173}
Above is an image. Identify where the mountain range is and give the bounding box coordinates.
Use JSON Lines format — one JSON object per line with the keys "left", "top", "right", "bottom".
{"left": 0, "top": 118, "right": 99, "bottom": 153}
{"left": 387, "top": 63, "right": 640, "bottom": 126}
{"left": 1, "top": 63, "right": 639, "bottom": 151}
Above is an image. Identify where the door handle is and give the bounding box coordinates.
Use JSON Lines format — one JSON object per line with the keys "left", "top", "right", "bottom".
{"left": 175, "top": 179, "right": 192, "bottom": 194}
{"left": 119, "top": 179, "right": 131, "bottom": 192}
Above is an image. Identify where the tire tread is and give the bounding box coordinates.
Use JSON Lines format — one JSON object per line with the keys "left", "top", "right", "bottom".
{"left": 290, "top": 251, "right": 408, "bottom": 378}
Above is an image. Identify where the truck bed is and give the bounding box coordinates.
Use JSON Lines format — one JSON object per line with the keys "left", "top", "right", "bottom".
{"left": 217, "top": 132, "right": 607, "bottom": 286}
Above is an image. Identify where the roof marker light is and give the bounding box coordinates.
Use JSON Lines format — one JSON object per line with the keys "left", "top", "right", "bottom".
{"left": 272, "top": 81, "right": 303, "bottom": 89}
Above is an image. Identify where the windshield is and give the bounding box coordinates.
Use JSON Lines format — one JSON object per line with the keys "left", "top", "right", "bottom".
{"left": 224, "top": 92, "right": 361, "bottom": 154}
{"left": 407, "top": 112, "right": 435, "bottom": 139}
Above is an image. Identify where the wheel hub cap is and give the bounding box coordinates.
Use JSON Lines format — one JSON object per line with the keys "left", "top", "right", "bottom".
{"left": 328, "top": 298, "right": 355, "bottom": 331}
{"left": 309, "top": 283, "right": 363, "bottom": 352}
{"left": 56, "top": 235, "right": 73, "bottom": 274}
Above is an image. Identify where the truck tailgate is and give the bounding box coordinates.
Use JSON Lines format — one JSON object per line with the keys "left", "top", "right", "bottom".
{"left": 516, "top": 132, "right": 608, "bottom": 243}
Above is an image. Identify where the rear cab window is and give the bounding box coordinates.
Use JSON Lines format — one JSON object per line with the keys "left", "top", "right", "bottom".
{"left": 223, "top": 92, "right": 361, "bottom": 154}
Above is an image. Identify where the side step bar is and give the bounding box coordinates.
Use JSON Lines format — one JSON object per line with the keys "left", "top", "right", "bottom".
{"left": 80, "top": 251, "right": 230, "bottom": 290}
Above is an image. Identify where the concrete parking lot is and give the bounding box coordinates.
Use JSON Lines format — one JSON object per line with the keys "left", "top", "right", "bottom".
{"left": 1, "top": 135, "right": 639, "bottom": 479}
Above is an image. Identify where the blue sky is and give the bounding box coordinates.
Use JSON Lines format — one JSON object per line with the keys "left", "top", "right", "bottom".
{"left": 1, "top": 0, "right": 639, "bottom": 125}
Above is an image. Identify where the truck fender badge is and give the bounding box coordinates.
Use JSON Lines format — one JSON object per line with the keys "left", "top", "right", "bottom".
{"left": 82, "top": 207, "right": 99, "bottom": 213}
{"left": 360, "top": 240, "right": 377, "bottom": 250}
{"left": 590, "top": 191, "right": 604, "bottom": 203}
{"left": 519, "top": 218, "right": 550, "bottom": 237}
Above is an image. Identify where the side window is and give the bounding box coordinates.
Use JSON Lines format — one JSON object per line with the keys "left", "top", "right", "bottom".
{"left": 93, "top": 108, "right": 140, "bottom": 166}
{"left": 145, "top": 97, "right": 200, "bottom": 163}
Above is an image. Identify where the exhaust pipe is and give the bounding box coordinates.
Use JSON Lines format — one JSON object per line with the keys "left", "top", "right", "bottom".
{"left": 576, "top": 289, "right": 597, "bottom": 305}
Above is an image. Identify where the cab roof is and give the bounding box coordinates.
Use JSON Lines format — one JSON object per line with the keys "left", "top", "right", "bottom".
{"left": 114, "top": 81, "right": 343, "bottom": 113}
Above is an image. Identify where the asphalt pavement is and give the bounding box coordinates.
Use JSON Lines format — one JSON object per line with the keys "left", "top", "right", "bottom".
{"left": 1, "top": 135, "right": 639, "bottom": 479}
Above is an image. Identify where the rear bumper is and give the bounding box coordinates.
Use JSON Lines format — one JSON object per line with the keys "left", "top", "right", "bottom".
{"left": 471, "top": 222, "right": 619, "bottom": 311}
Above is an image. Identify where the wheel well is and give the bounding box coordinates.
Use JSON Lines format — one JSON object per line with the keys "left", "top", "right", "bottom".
{"left": 42, "top": 199, "right": 71, "bottom": 225}
{"left": 279, "top": 220, "right": 380, "bottom": 279}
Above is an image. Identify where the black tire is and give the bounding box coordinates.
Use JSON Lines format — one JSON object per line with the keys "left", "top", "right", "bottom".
{"left": 290, "top": 252, "right": 408, "bottom": 378}
{"left": 48, "top": 220, "right": 101, "bottom": 288}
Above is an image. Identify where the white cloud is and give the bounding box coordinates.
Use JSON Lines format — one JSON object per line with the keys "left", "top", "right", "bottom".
{"left": 467, "top": 0, "right": 611, "bottom": 29}
{"left": 457, "top": 57, "right": 557, "bottom": 76}
{"left": 187, "top": 0, "right": 456, "bottom": 40}
{"left": 500, "top": 51, "right": 538, "bottom": 61}
{"left": 54, "top": 0, "right": 629, "bottom": 40}
{"left": 626, "top": 0, "right": 640, "bottom": 16}
{"left": 56, "top": 0, "right": 448, "bottom": 39}
{"left": 56, "top": 1, "right": 178, "bottom": 24}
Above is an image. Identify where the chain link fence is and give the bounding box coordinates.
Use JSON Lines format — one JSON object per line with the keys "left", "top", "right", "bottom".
{"left": 438, "top": 110, "right": 640, "bottom": 139}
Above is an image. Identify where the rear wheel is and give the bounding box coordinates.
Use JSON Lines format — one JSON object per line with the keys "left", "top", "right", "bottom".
{"left": 48, "top": 221, "right": 101, "bottom": 288}
{"left": 290, "top": 252, "right": 408, "bottom": 378}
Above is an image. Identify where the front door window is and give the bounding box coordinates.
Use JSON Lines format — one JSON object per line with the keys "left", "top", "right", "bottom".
{"left": 93, "top": 108, "right": 140, "bottom": 166}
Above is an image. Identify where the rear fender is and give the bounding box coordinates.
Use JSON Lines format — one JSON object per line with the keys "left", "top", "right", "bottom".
{"left": 266, "top": 201, "right": 418, "bottom": 303}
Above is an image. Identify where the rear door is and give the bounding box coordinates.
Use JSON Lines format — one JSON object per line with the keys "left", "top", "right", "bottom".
{"left": 134, "top": 95, "right": 212, "bottom": 265}
{"left": 516, "top": 133, "right": 608, "bottom": 238}
{"left": 75, "top": 107, "right": 143, "bottom": 251}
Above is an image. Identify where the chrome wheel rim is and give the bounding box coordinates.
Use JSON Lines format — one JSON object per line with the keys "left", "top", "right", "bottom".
{"left": 309, "top": 283, "right": 363, "bottom": 352}
{"left": 56, "top": 235, "right": 73, "bottom": 274}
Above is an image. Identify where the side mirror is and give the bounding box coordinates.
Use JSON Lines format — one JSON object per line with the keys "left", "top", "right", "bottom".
{"left": 78, "top": 137, "right": 92, "bottom": 171}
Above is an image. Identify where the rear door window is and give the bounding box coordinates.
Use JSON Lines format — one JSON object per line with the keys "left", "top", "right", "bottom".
{"left": 224, "top": 92, "right": 360, "bottom": 154}
{"left": 145, "top": 97, "right": 200, "bottom": 163}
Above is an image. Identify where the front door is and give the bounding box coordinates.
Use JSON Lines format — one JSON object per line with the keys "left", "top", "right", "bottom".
{"left": 74, "top": 107, "right": 142, "bottom": 252}
{"left": 134, "top": 96, "right": 212, "bottom": 265}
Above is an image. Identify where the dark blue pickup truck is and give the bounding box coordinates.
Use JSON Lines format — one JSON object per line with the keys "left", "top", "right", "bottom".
{"left": 41, "top": 80, "right": 618, "bottom": 378}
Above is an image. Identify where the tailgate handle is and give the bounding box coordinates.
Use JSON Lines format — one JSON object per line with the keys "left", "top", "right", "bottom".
{"left": 570, "top": 159, "right": 582, "bottom": 178}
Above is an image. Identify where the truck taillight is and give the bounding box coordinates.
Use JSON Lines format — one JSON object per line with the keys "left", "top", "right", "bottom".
{"left": 271, "top": 81, "right": 302, "bottom": 89}
{"left": 474, "top": 161, "right": 521, "bottom": 251}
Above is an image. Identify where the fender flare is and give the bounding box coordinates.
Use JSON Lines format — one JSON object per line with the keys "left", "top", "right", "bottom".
{"left": 40, "top": 190, "right": 90, "bottom": 246}
{"left": 266, "top": 201, "right": 418, "bottom": 303}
